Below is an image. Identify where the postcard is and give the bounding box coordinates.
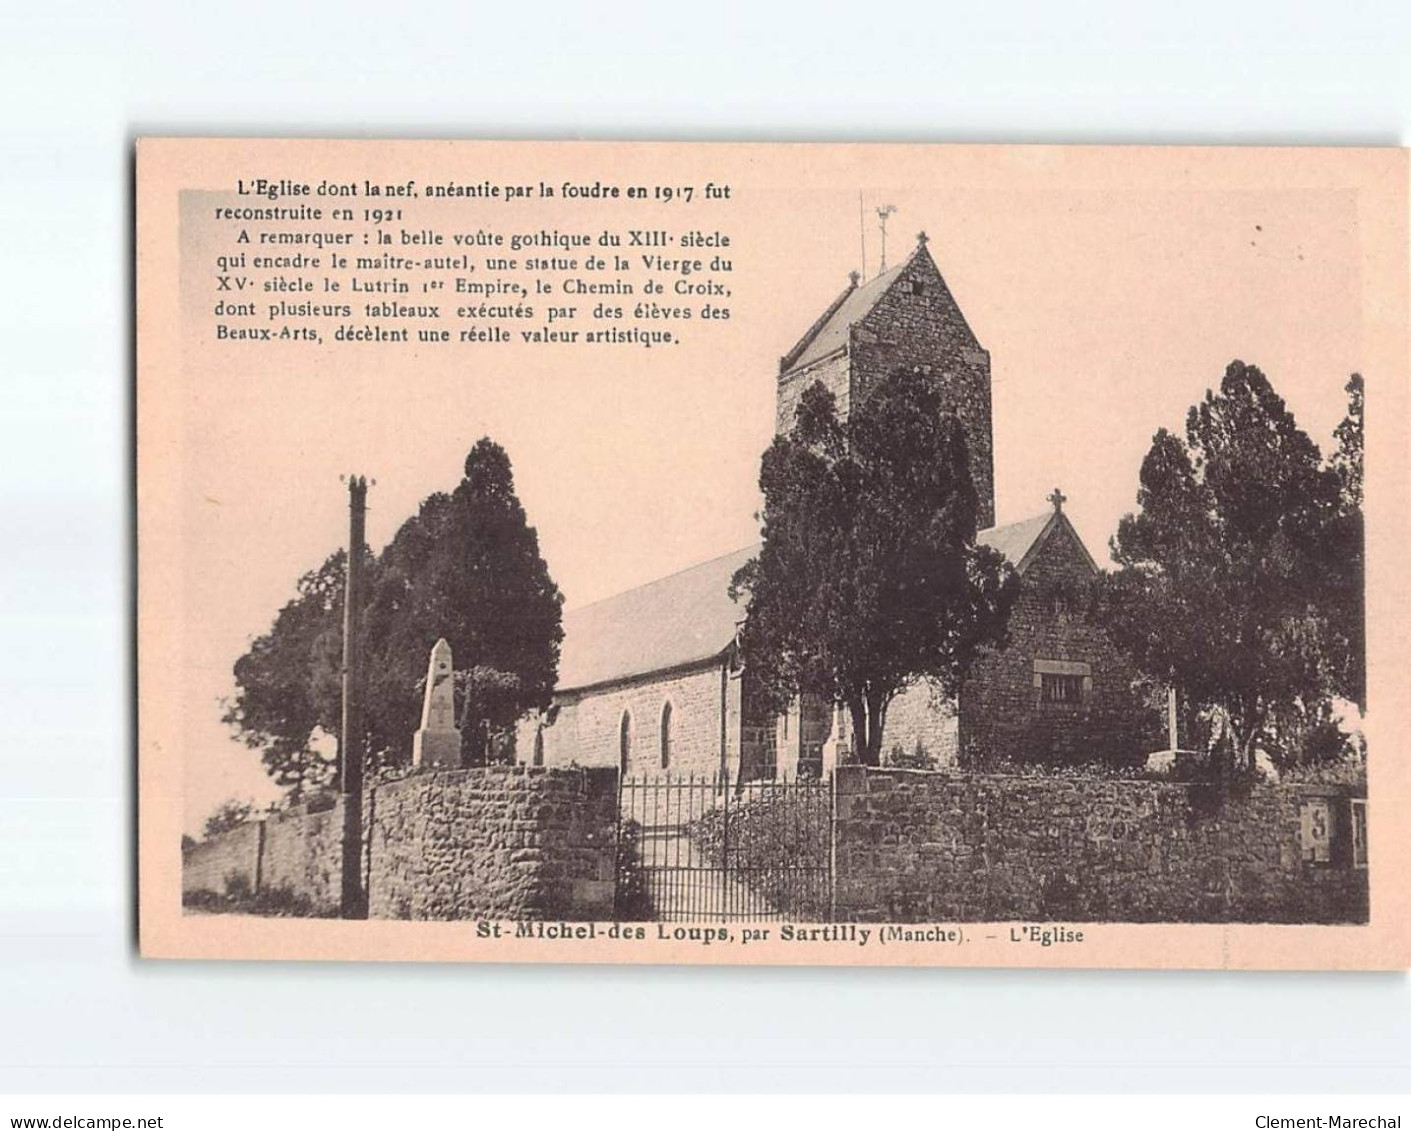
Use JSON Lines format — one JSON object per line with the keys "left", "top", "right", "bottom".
{"left": 137, "top": 138, "right": 1408, "bottom": 967}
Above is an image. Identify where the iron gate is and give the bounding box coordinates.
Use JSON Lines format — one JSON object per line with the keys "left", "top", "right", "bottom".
{"left": 617, "top": 773, "right": 833, "bottom": 922}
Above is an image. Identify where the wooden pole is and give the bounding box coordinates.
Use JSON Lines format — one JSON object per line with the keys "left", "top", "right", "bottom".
{"left": 340, "top": 474, "right": 368, "bottom": 919}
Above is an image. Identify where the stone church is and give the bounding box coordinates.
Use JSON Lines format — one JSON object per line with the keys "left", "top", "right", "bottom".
{"left": 517, "top": 234, "right": 1152, "bottom": 778}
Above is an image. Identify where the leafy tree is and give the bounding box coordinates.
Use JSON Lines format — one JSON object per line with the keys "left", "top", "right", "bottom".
{"left": 363, "top": 439, "right": 563, "bottom": 765}
{"left": 1325, "top": 374, "right": 1365, "bottom": 711}
{"left": 221, "top": 551, "right": 350, "bottom": 797}
{"left": 732, "top": 370, "right": 1018, "bottom": 767}
{"left": 202, "top": 798, "right": 257, "bottom": 839}
{"left": 225, "top": 439, "right": 564, "bottom": 786}
{"left": 1097, "top": 361, "right": 1346, "bottom": 769}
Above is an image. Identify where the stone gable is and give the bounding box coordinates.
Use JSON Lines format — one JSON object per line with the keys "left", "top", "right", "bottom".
{"left": 961, "top": 517, "right": 1160, "bottom": 767}
{"left": 775, "top": 243, "right": 995, "bottom": 528}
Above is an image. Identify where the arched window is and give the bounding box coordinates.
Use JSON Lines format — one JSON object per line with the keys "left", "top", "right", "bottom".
{"left": 532, "top": 728, "right": 545, "bottom": 767}
{"left": 619, "top": 709, "right": 632, "bottom": 774}
{"left": 660, "top": 702, "right": 673, "bottom": 770}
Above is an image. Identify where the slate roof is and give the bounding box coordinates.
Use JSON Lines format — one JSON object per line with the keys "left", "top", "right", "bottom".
{"left": 556, "top": 545, "right": 759, "bottom": 692}
{"left": 782, "top": 261, "right": 907, "bottom": 373}
{"left": 979, "top": 509, "right": 1098, "bottom": 575}
{"left": 554, "top": 511, "right": 1091, "bottom": 693}
{"left": 977, "top": 511, "right": 1056, "bottom": 573}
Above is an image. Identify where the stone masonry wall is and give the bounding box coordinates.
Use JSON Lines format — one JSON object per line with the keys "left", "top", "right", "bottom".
{"left": 775, "top": 351, "right": 849, "bottom": 437}
{"left": 774, "top": 251, "right": 995, "bottom": 529}
{"left": 833, "top": 766, "right": 1369, "bottom": 924}
{"left": 260, "top": 800, "right": 343, "bottom": 912}
{"left": 181, "top": 820, "right": 261, "bottom": 898}
{"left": 851, "top": 251, "right": 994, "bottom": 529}
{"left": 366, "top": 766, "right": 618, "bottom": 921}
{"left": 962, "top": 520, "right": 1159, "bottom": 767}
{"left": 523, "top": 661, "right": 739, "bottom": 779}
{"left": 184, "top": 768, "right": 617, "bottom": 921}
{"left": 882, "top": 681, "right": 961, "bottom": 768}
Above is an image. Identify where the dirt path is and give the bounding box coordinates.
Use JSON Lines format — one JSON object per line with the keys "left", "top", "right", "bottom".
{"left": 637, "top": 830, "right": 777, "bottom": 921}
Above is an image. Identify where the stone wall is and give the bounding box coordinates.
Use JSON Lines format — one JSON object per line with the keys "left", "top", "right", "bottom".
{"left": 850, "top": 250, "right": 994, "bottom": 529}
{"left": 775, "top": 351, "right": 849, "bottom": 436}
{"left": 366, "top": 766, "right": 618, "bottom": 920}
{"left": 774, "top": 250, "right": 995, "bottom": 529}
{"left": 260, "top": 800, "right": 343, "bottom": 912}
{"left": 881, "top": 680, "right": 961, "bottom": 768}
{"left": 181, "top": 820, "right": 261, "bottom": 898}
{"left": 184, "top": 768, "right": 617, "bottom": 921}
{"left": 522, "top": 660, "right": 739, "bottom": 779}
{"left": 833, "top": 766, "right": 1369, "bottom": 924}
{"left": 962, "top": 519, "right": 1160, "bottom": 767}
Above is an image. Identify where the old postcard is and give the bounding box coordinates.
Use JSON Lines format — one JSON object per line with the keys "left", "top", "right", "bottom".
{"left": 137, "top": 138, "right": 1409, "bottom": 968}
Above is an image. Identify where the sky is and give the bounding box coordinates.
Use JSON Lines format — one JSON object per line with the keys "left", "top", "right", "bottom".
{"left": 165, "top": 142, "right": 1379, "bottom": 831}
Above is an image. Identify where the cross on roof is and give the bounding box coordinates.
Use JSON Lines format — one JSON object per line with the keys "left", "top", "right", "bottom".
{"left": 916, "top": 230, "right": 929, "bottom": 247}
{"left": 1047, "top": 487, "right": 1067, "bottom": 513}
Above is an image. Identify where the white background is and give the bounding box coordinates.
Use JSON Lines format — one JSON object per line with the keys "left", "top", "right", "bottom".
{"left": 2, "top": 0, "right": 1409, "bottom": 1095}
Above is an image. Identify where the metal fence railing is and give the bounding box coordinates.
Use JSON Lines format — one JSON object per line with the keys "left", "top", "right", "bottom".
{"left": 617, "top": 773, "right": 832, "bottom": 922}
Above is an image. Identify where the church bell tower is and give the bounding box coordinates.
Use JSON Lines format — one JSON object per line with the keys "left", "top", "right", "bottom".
{"left": 774, "top": 232, "right": 994, "bottom": 529}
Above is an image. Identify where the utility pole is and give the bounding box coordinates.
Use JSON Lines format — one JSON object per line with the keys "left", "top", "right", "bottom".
{"left": 339, "top": 474, "right": 369, "bottom": 919}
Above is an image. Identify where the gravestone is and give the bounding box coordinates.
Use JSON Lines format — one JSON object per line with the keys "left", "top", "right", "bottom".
{"left": 412, "top": 638, "right": 462, "bottom": 768}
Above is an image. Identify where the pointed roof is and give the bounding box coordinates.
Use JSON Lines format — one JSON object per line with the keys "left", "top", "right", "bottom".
{"left": 781, "top": 234, "right": 981, "bottom": 377}
{"left": 781, "top": 261, "right": 908, "bottom": 373}
{"left": 978, "top": 507, "right": 1098, "bottom": 575}
{"left": 552, "top": 511, "right": 1098, "bottom": 694}
{"left": 555, "top": 545, "right": 758, "bottom": 692}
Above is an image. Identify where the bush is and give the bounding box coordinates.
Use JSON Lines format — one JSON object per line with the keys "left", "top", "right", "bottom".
{"left": 883, "top": 738, "right": 937, "bottom": 770}
{"left": 613, "top": 820, "right": 653, "bottom": 921}
{"left": 181, "top": 882, "right": 330, "bottom": 918}
{"left": 688, "top": 787, "right": 830, "bottom": 919}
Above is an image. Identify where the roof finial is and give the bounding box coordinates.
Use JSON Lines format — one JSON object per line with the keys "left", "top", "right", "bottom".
{"left": 848, "top": 269, "right": 860, "bottom": 286}
{"left": 916, "top": 230, "right": 929, "bottom": 248}
{"left": 1047, "top": 487, "right": 1068, "bottom": 513}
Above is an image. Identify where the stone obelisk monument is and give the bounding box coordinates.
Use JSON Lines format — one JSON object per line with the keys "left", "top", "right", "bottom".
{"left": 413, "top": 638, "right": 462, "bottom": 768}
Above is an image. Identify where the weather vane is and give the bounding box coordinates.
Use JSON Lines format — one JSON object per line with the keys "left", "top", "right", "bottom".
{"left": 876, "top": 204, "right": 898, "bottom": 274}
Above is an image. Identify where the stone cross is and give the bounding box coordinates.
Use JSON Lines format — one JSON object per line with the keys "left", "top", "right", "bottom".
{"left": 412, "top": 638, "right": 462, "bottom": 769}
{"left": 1047, "top": 487, "right": 1067, "bottom": 513}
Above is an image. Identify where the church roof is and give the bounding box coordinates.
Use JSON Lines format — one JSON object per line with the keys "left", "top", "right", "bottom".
{"left": 978, "top": 508, "right": 1098, "bottom": 575}
{"left": 781, "top": 261, "right": 908, "bottom": 373}
{"left": 553, "top": 510, "right": 1096, "bottom": 694}
{"left": 556, "top": 545, "right": 758, "bottom": 692}
{"left": 977, "top": 511, "right": 1055, "bottom": 573}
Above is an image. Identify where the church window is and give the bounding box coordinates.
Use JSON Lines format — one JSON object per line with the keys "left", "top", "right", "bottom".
{"left": 910, "top": 279, "right": 925, "bottom": 296}
{"left": 1033, "top": 659, "right": 1092, "bottom": 707}
{"left": 660, "top": 701, "right": 673, "bottom": 769}
{"left": 1041, "top": 673, "right": 1084, "bottom": 704}
{"left": 532, "top": 729, "right": 544, "bottom": 767}
{"left": 619, "top": 709, "right": 632, "bottom": 773}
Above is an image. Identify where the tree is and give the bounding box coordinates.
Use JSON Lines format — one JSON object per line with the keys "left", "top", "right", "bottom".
{"left": 225, "top": 439, "right": 564, "bottom": 785}
{"left": 1325, "top": 373, "right": 1365, "bottom": 711}
{"left": 364, "top": 439, "right": 564, "bottom": 765}
{"left": 1097, "top": 361, "right": 1346, "bottom": 770}
{"left": 202, "top": 798, "right": 257, "bottom": 839}
{"left": 221, "top": 551, "right": 351, "bottom": 797}
{"left": 732, "top": 370, "right": 1018, "bottom": 767}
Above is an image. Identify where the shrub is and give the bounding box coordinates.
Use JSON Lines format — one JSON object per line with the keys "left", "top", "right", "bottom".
{"left": 688, "top": 787, "right": 830, "bottom": 919}
{"left": 613, "top": 820, "right": 653, "bottom": 921}
{"left": 883, "top": 738, "right": 937, "bottom": 770}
